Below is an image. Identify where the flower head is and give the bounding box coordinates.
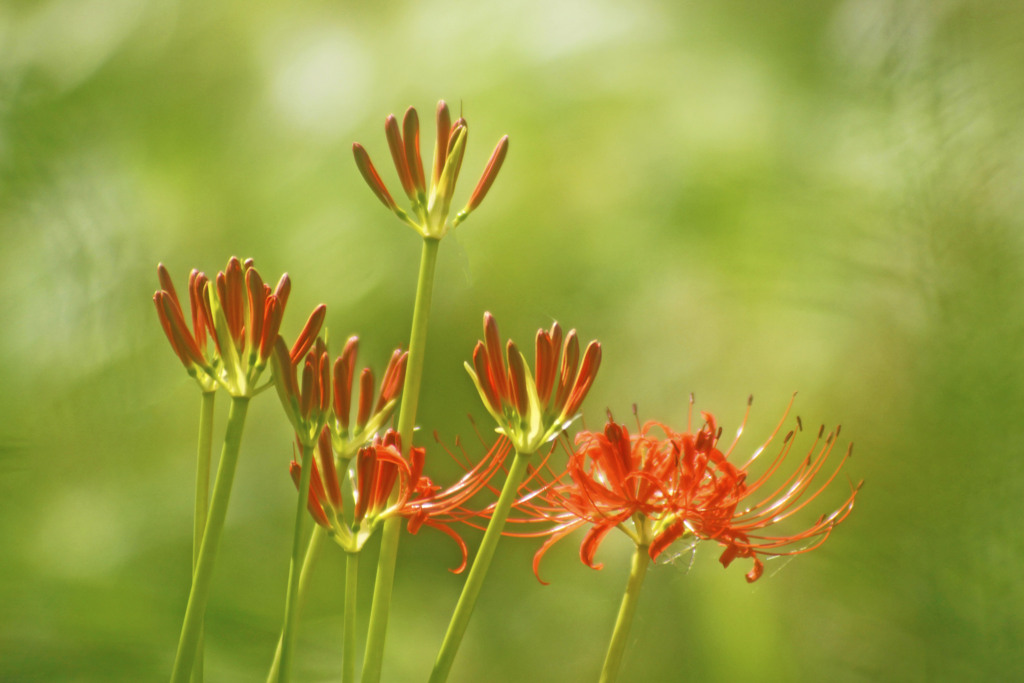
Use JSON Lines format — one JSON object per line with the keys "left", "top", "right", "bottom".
{"left": 154, "top": 258, "right": 303, "bottom": 396}
{"left": 465, "top": 312, "right": 602, "bottom": 454}
{"left": 521, "top": 397, "right": 861, "bottom": 583}
{"left": 329, "top": 336, "right": 408, "bottom": 459}
{"left": 271, "top": 335, "right": 331, "bottom": 447}
{"left": 353, "top": 100, "right": 509, "bottom": 239}
{"left": 290, "top": 428, "right": 508, "bottom": 571}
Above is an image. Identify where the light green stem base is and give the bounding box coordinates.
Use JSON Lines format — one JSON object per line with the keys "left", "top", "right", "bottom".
{"left": 277, "top": 441, "right": 316, "bottom": 682}
{"left": 266, "top": 527, "right": 326, "bottom": 683}
{"left": 191, "top": 390, "right": 216, "bottom": 683}
{"left": 343, "top": 552, "right": 359, "bottom": 683}
{"left": 429, "top": 451, "right": 531, "bottom": 683}
{"left": 170, "top": 395, "right": 251, "bottom": 683}
{"left": 599, "top": 543, "right": 652, "bottom": 683}
{"left": 361, "top": 237, "right": 440, "bottom": 683}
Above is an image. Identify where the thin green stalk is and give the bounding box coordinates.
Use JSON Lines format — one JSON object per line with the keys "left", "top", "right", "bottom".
{"left": 266, "top": 528, "right": 326, "bottom": 683}
{"left": 598, "top": 543, "right": 652, "bottom": 683}
{"left": 343, "top": 552, "right": 359, "bottom": 683}
{"left": 428, "top": 450, "right": 531, "bottom": 683}
{"left": 277, "top": 441, "right": 317, "bottom": 682}
{"left": 191, "top": 390, "right": 216, "bottom": 683}
{"left": 361, "top": 237, "right": 440, "bottom": 683}
{"left": 170, "top": 395, "right": 251, "bottom": 683}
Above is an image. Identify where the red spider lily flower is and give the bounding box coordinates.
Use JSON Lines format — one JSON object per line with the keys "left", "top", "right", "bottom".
{"left": 465, "top": 312, "right": 602, "bottom": 454}
{"left": 154, "top": 258, "right": 297, "bottom": 396}
{"left": 521, "top": 397, "right": 861, "bottom": 584}
{"left": 353, "top": 100, "right": 509, "bottom": 240}
{"left": 271, "top": 336, "right": 331, "bottom": 447}
{"left": 290, "top": 428, "right": 508, "bottom": 571}
{"left": 330, "top": 336, "right": 408, "bottom": 460}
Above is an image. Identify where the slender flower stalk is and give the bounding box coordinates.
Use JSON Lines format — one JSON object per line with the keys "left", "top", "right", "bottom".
{"left": 342, "top": 551, "right": 359, "bottom": 683}
{"left": 600, "top": 540, "right": 651, "bottom": 683}
{"left": 361, "top": 238, "right": 437, "bottom": 683}
{"left": 429, "top": 314, "right": 601, "bottom": 683}
{"left": 169, "top": 395, "right": 250, "bottom": 683}
{"left": 354, "top": 102, "right": 509, "bottom": 682}
{"left": 190, "top": 389, "right": 216, "bottom": 683}
{"left": 428, "top": 450, "right": 530, "bottom": 683}
{"left": 279, "top": 441, "right": 316, "bottom": 683}
{"left": 265, "top": 530, "right": 325, "bottom": 683}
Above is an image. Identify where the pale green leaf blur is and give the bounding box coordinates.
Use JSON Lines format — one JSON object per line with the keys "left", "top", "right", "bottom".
{"left": 2, "top": 0, "right": 1023, "bottom": 681}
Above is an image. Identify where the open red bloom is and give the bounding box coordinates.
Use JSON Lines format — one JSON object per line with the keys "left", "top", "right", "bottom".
{"left": 518, "top": 397, "right": 861, "bottom": 583}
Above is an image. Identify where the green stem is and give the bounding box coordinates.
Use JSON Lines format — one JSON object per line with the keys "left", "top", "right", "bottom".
{"left": 343, "top": 551, "right": 359, "bottom": 683}
{"left": 277, "top": 441, "right": 317, "bottom": 683}
{"left": 598, "top": 543, "right": 652, "bottom": 683}
{"left": 170, "top": 395, "right": 251, "bottom": 683}
{"left": 265, "top": 528, "right": 326, "bottom": 683}
{"left": 428, "top": 451, "right": 531, "bottom": 683}
{"left": 361, "top": 237, "right": 440, "bottom": 683}
{"left": 191, "top": 390, "right": 216, "bottom": 683}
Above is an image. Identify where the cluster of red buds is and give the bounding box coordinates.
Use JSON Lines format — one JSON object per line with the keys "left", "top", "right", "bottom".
{"left": 154, "top": 257, "right": 298, "bottom": 397}
{"left": 271, "top": 331, "right": 330, "bottom": 448}
{"left": 271, "top": 327, "right": 408, "bottom": 453}
{"left": 465, "top": 313, "right": 602, "bottom": 454}
{"left": 353, "top": 100, "right": 509, "bottom": 239}
{"left": 329, "top": 336, "right": 408, "bottom": 459}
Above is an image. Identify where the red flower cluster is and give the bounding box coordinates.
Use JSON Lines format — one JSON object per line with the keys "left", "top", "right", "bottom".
{"left": 272, "top": 335, "right": 331, "bottom": 447}
{"left": 291, "top": 429, "right": 510, "bottom": 571}
{"left": 466, "top": 313, "right": 602, "bottom": 454}
{"left": 271, "top": 327, "right": 407, "bottom": 454}
{"left": 329, "top": 336, "right": 408, "bottom": 459}
{"left": 520, "top": 397, "right": 861, "bottom": 583}
{"left": 353, "top": 100, "right": 509, "bottom": 239}
{"left": 154, "top": 257, "right": 326, "bottom": 397}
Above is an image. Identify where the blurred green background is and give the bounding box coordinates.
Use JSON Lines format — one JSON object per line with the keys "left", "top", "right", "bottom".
{"left": 3, "top": 0, "right": 1023, "bottom": 681}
